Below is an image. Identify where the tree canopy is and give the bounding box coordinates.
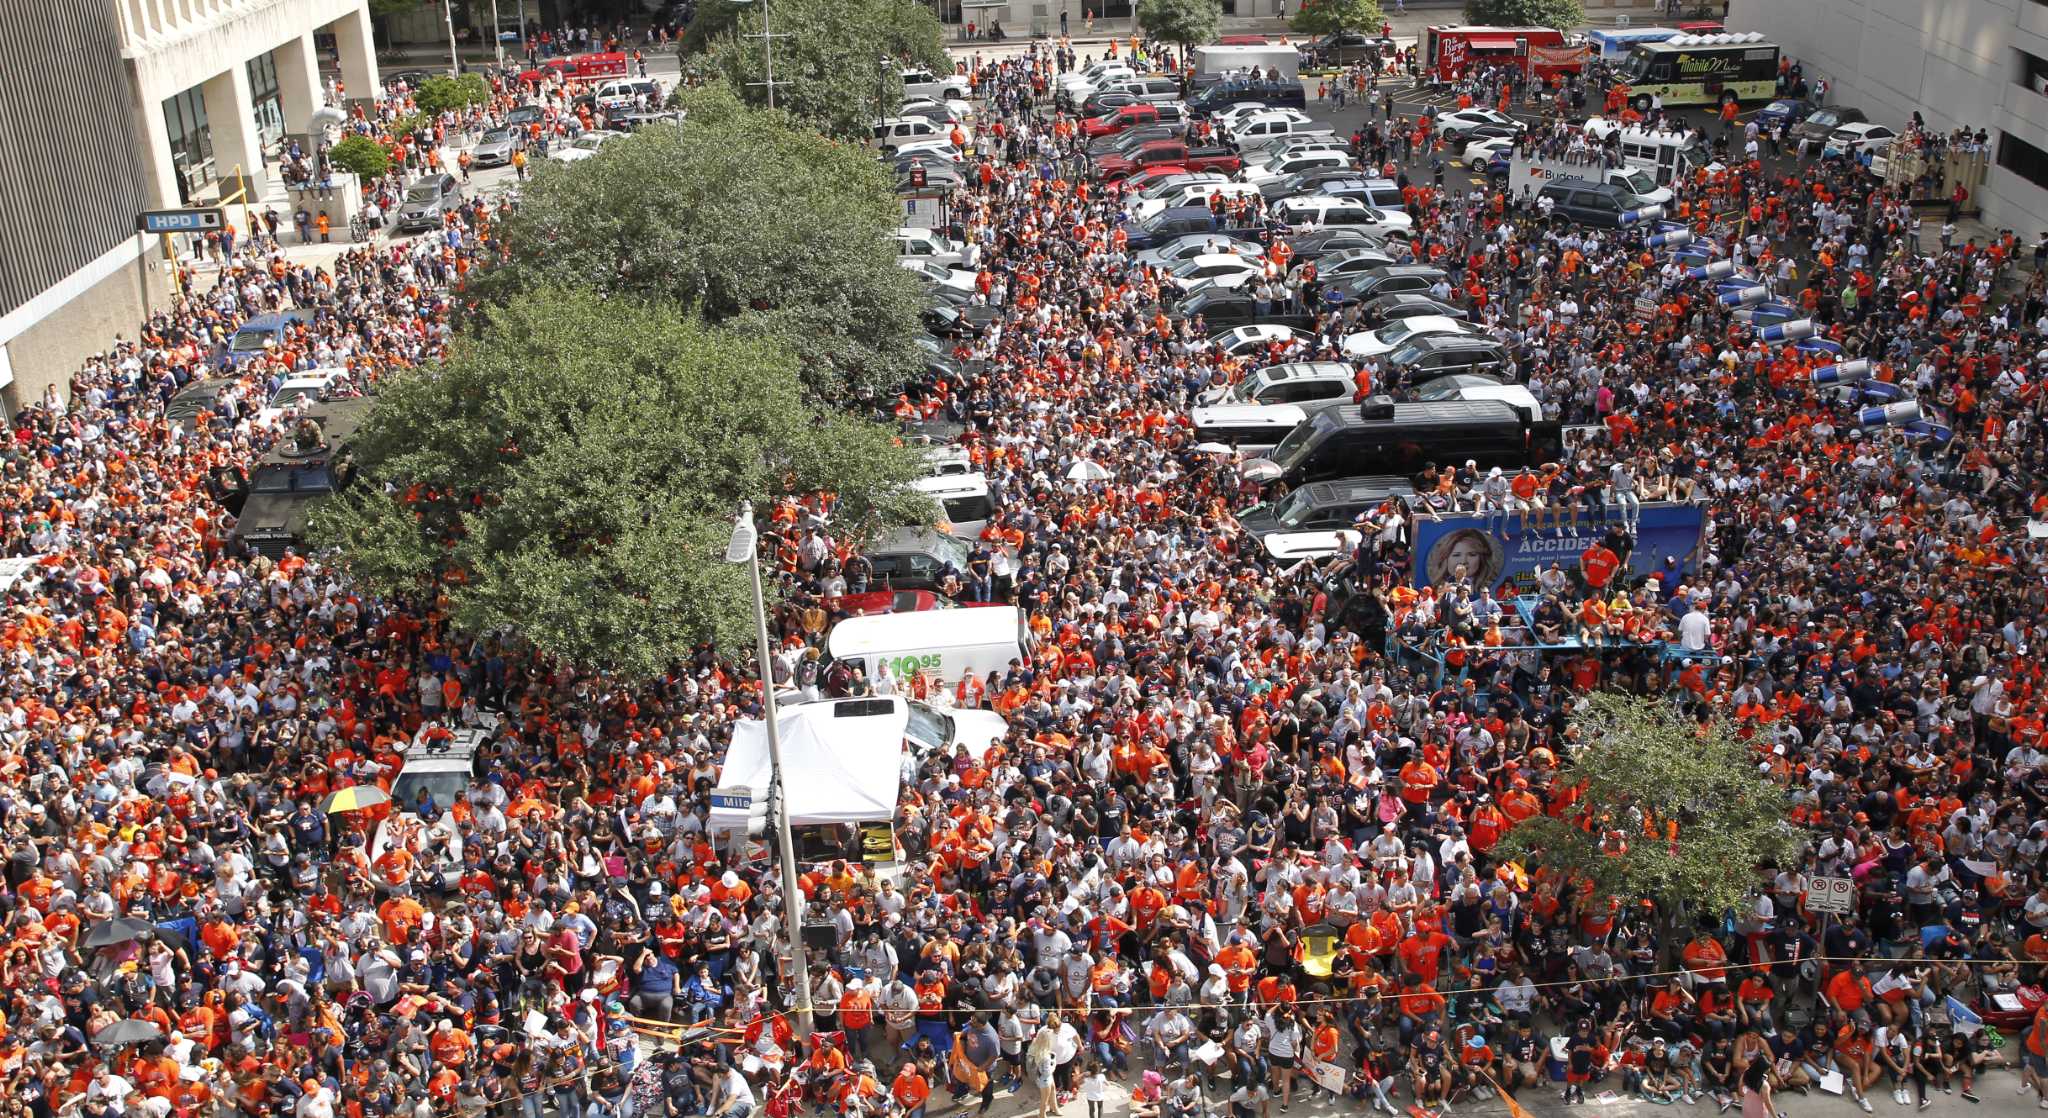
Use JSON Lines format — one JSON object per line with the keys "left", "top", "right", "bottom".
{"left": 1137, "top": 0, "right": 1223, "bottom": 54}
{"left": 1492, "top": 693, "right": 1796, "bottom": 924}
{"left": 412, "top": 73, "right": 491, "bottom": 115}
{"left": 686, "top": 0, "right": 949, "bottom": 140}
{"left": 1461, "top": 0, "right": 1584, "bottom": 30}
{"left": 1289, "top": 0, "right": 1384, "bottom": 37}
{"left": 470, "top": 84, "right": 927, "bottom": 398}
{"left": 308, "top": 288, "right": 931, "bottom": 680}
{"left": 328, "top": 134, "right": 391, "bottom": 178}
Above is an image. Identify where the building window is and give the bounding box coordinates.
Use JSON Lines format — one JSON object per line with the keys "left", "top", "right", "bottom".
{"left": 162, "top": 87, "right": 214, "bottom": 203}
{"left": 248, "top": 51, "right": 284, "bottom": 146}
{"left": 1998, "top": 131, "right": 2048, "bottom": 191}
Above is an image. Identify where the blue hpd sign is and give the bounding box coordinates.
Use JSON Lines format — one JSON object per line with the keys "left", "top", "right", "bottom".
{"left": 137, "top": 209, "right": 225, "bottom": 234}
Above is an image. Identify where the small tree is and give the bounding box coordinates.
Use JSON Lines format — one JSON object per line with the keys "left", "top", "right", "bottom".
{"left": 412, "top": 73, "right": 491, "bottom": 115}
{"left": 1289, "top": 0, "right": 1384, "bottom": 38}
{"left": 1492, "top": 693, "right": 1797, "bottom": 929}
{"left": 328, "top": 134, "right": 391, "bottom": 178}
{"left": 1462, "top": 0, "right": 1584, "bottom": 30}
{"left": 1137, "top": 0, "right": 1222, "bottom": 65}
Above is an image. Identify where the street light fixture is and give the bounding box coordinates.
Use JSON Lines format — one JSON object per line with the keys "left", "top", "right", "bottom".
{"left": 725, "top": 502, "right": 815, "bottom": 1036}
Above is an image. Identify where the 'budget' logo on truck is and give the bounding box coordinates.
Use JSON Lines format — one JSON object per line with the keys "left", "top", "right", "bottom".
{"left": 882, "top": 653, "right": 943, "bottom": 678}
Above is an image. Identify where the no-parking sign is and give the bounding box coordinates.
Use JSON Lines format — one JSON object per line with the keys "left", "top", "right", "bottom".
{"left": 1806, "top": 875, "right": 1855, "bottom": 915}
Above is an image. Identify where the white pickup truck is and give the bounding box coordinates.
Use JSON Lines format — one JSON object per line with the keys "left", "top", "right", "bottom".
{"left": 901, "top": 67, "right": 969, "bottom": 103}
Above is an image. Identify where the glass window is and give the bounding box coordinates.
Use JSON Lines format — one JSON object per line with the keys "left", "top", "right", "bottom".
{"left": 1997, "top": 131, "right": 2048, "bottom": 191}
{"left": 162, "top": 87, "right": 214, "bottom": 195}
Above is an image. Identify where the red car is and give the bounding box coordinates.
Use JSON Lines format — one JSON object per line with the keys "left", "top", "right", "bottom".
{"left": 1080, "top": 103, "right": 1163, "bottom": 139}
{"left": 518, "top": 51, "right": 628, "bottom": 84}
{"left": 836, "top": 590, "right": 951, "bottom": 616}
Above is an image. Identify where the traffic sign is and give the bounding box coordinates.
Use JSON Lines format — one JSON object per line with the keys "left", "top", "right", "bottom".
{"left": 1806, "top": 875, "right": 1855, "bottom": 915}
{"left": 137, "top": 208, "right": 225, "bottom": 234}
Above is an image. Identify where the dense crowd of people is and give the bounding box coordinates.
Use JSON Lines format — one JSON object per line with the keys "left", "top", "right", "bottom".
{"left": 8, "top": 30, "right": 2048, "bottom": 1118}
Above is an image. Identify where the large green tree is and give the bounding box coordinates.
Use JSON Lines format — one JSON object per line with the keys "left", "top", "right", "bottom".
{"left": 1493, "top": 693, "right": 1796, "bottom": 926}
{"left": 308, "top": 288, "right": 931, "bottom": 680}
{"left": 412, "top": 73, "right": 491, "bottom": 115}
{"left": 472, "top": 84, "right": 927, "bottom": 398}
{"left": 688, "top": 0, "right": 948, "bottom": 139}
{"left": 1137, "top": 0, "right": 1222, "bottom": 65}
{"left": 1461, "top": 0, "right": 1584, "bottom": 30}
{"left": 1289, "top": 0, "right": 1384, "bottom": 37}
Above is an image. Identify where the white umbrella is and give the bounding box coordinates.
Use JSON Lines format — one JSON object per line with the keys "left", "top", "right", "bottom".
{"left": 1066, "top": 460, "right": 1112, "bottom": 481}
{"left": 1239, "top": 459, "right": 1283, "bottom": 483}
{"left": 1192, "top": 442, "right": 1237, "bottom": 455}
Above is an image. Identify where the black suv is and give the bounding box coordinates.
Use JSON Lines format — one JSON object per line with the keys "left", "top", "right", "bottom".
{"left": 1384, "top": 335, "right": 1512, "bottom": 386}
{"left": 1324, "top": 265, "right": 1446, "bottom": 307}
{"left": 1537, "top": 180, "right": 1644, "bottom": 228}
{"left": 1188, "top": 81, "right": 1307, "bottom": 117}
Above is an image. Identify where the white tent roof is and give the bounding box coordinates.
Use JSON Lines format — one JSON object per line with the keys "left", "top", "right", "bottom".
{"left": 720, "top": 700, "right": 903, "bottom": 825}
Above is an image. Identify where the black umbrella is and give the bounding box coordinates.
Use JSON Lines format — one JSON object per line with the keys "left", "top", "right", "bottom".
{"left": 92, "top": 1019, "right": 163, "bottom": 1047}
{"left": 82, "top": 918, "right": 155, "bottom": 950}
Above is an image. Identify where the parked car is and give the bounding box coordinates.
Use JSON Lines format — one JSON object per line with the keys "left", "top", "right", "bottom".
{"left": 393, "top": 173, "right": 461, "bottom": 231}
{"left": 1162, "top": 253, "right": 1265, "bottom": 294}
{"left": 1537, "top": 179, "right": 1647, "bottom": 228}
{"left": 1341, "top": 314, "right": 1479, "bottom": 360}
{"left": 1303, "top": 31, "right": 1396, "bottom": 65}
{"left": 1271, "top": 196, "right": 1412, "bottom": 237}
{"left": 551, "top": 130, "right": 622, "bottom": 163}
{"left": 1209, "top": 325, "right": 1314, "bottom": 357}
{"left": 1790, "top": 106, "right": 1869, "bottom": 147}
{"left": 1755, "top": 99, "right": 1813, "bottom": 130}
{"left": 1281, "top": 227, "right": 1387, "bottom": 261}
{"left": 901, "top": 67, "right": 969, "bottom": 102}
{"left": 1322, "top": 265, "right": 1447, "bottom": 307}
{"left": 471, "top": 128, "right": 524, "bottom": 167}
{"left": 1198, "top": 361, "right": 1355, "bottom": 406}
{"left": 1823, "top": 122, "right": 1898, "bottom": 157}
{"left": 1355, "top": 293, "right": 1466, "bottom": 331}
{"left": 1292, "top": 245, "right": 1399, "bottom": 282}
{"left": 1384, "top": 335, "right": 1513, "bottom": 386}
{"left": 1435, "top": 108, "right": 1526, "bottom": 142}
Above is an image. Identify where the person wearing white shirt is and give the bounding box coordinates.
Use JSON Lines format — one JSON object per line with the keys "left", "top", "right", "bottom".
{"left": 1678, "top": 605, "right": 1712, "bottom": 651}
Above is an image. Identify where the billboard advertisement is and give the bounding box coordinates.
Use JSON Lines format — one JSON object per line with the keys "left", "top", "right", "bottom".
{"left": 1410, "top": 503, "right": 1707, "bottom": 594}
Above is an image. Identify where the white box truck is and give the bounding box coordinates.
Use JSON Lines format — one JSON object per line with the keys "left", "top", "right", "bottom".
{"left": 1193, "top": 44, "right": 1301, "bottom": 81}
{"left": 1502, "top": 154, "right": 1673, "bottom": 206}
{"left": 826, "top": 605, "right": 1034, "bottom": 691}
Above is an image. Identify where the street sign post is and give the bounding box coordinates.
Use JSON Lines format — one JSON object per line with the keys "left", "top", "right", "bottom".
{"left": 1806, "top": 875, "right": 1855, "bottom": 915}
{"left": 137, "top": 209, "right": 225, "bottom": 235}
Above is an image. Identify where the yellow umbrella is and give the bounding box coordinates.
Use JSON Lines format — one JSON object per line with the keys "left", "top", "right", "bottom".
{"left": 321, "top": 785, "right": 391, "bottom": 814}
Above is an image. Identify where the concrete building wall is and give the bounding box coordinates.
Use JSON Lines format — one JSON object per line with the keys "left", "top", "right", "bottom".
{"left": 1732, "top": 0, "right": 2048, "bottom": 237}
{"left": 1, "top": 244, "right": 167, "bottom": 412}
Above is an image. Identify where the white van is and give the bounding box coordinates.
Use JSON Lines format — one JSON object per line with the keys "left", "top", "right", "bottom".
{"left": 828, "top": 605, "right": 1034, "bottom": 691}
{"left": 912, "top": 472, "right": 995, "bottom": 538}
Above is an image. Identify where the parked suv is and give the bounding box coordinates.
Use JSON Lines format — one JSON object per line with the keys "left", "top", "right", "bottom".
{"left": 393, "top": 173, "right": 461, "bottom": 232}
{"left": 1384, "top": 335, "right": 1513, "bottom": 386}
{"left": 1537, "top": 180, "right": 1645, "bottom": 228}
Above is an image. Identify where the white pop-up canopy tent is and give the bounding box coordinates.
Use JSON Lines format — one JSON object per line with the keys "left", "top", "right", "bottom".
{"left": 715, "top": 699, "right": 903, "bottom": 826}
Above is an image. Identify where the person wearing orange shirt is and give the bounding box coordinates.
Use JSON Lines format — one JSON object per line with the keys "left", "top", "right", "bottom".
{"left": 892, "top": 1061, "right": 931, "bottom": 1118}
